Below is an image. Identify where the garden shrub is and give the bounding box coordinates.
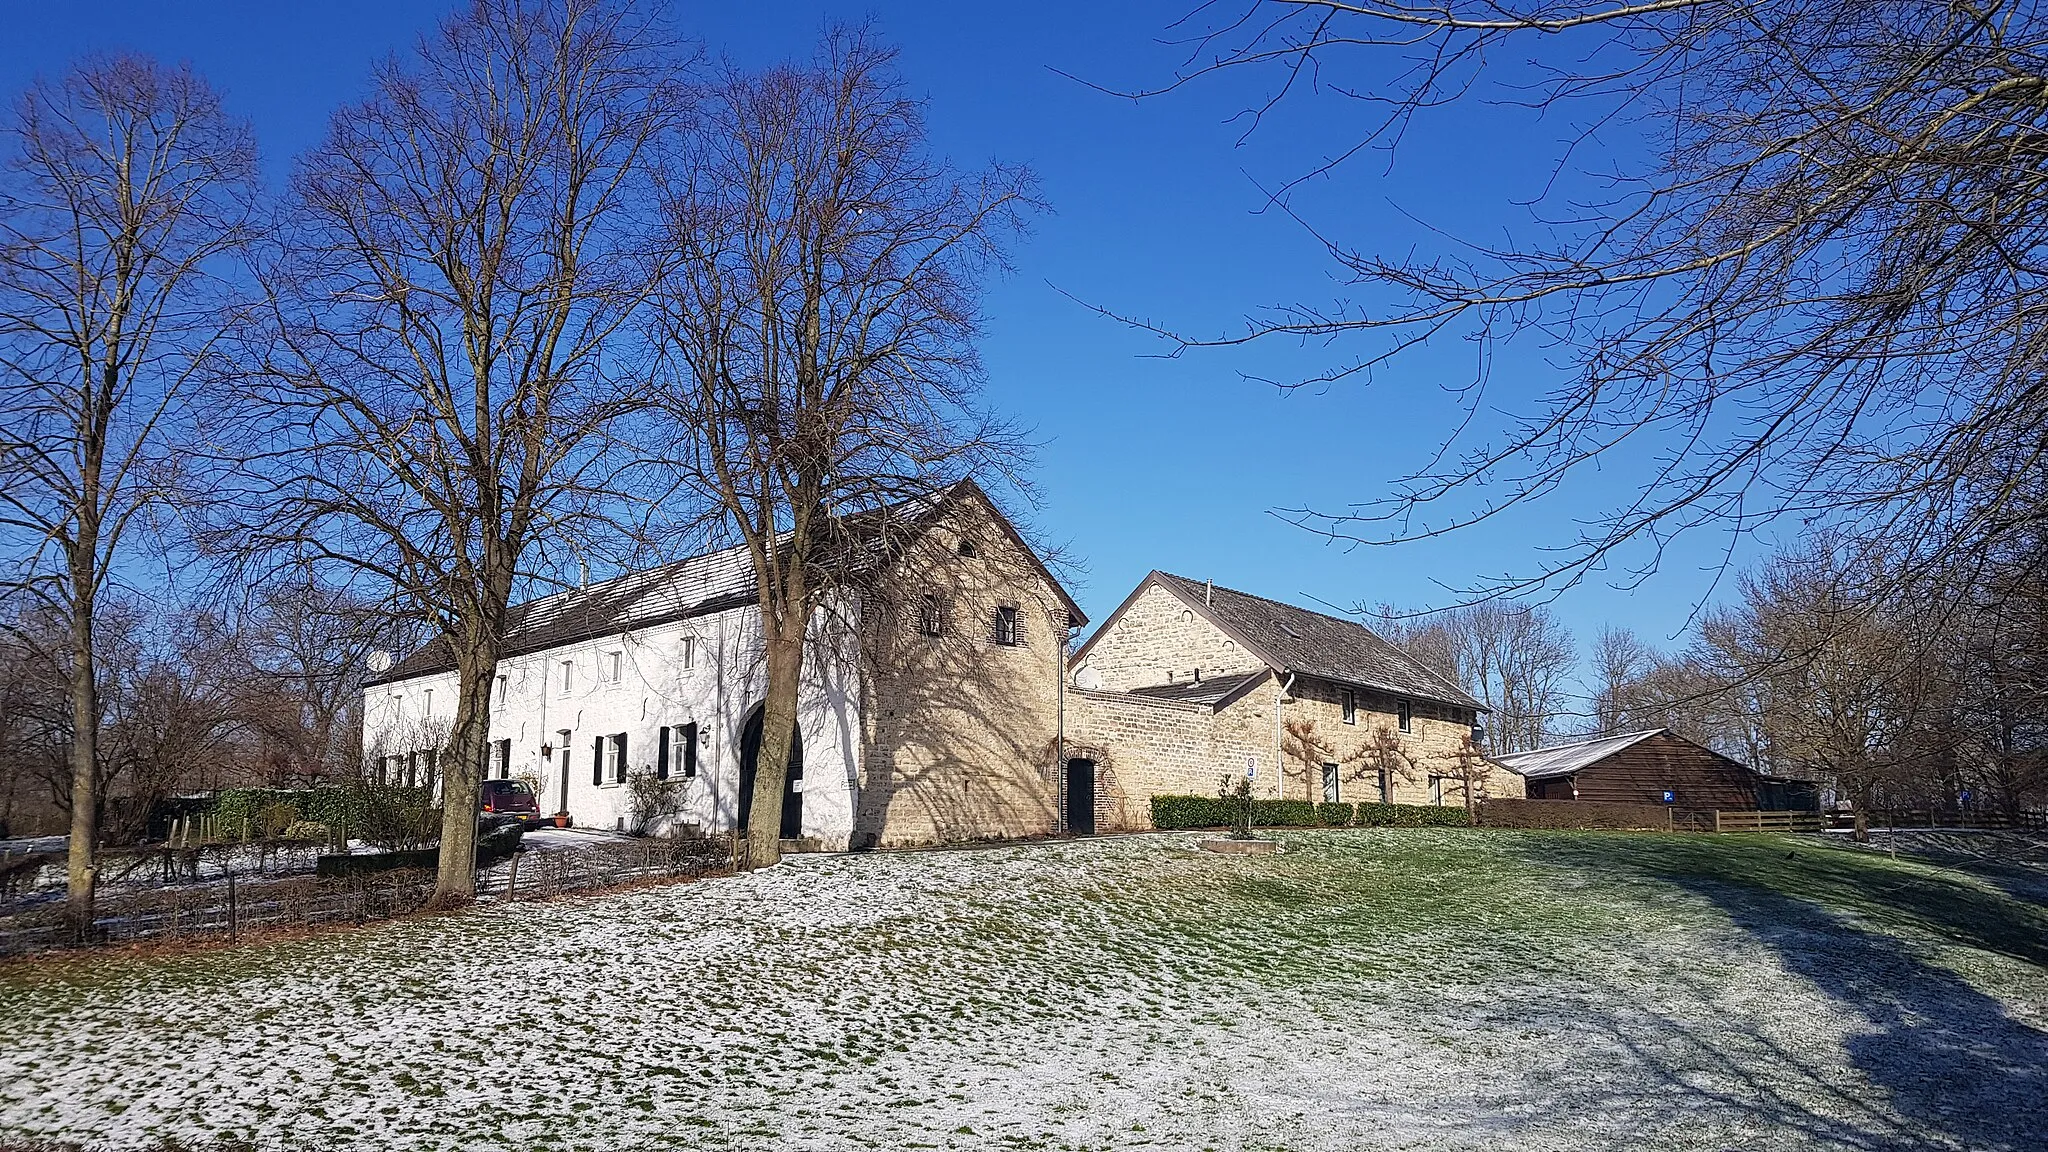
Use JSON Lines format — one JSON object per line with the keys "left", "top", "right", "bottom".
{"left": 1316, "top": 802, "right": 1353, "bottom": 827}
{"left": 280, "top": 820, "right": 331, "bottom": 843}
{"left": 256, "top": 803, "right": 298, "bottom": 840}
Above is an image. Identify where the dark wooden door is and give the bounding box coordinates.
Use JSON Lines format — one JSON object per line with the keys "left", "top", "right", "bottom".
{"left": 1064, "top": 758, "right": 1096, "bottom": 836}
{"left": 738, "top": 708, "right": 804, "bottom": 839}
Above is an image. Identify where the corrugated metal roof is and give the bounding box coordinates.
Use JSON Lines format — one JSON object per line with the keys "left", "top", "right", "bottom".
{"left": 1490, "top": 730, "right": 1669, "bottom": 780}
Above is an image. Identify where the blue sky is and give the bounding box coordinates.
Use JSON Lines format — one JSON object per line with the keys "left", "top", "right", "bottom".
{"left": 3, "top": 1, "right": 1781, "bottom": 682}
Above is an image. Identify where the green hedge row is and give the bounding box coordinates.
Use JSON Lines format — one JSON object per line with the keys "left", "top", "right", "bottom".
{"left": 208, "top": 785, "right": 439, "bottom": 847}
{"left": 1150, "top": 795, "right": 1472, "bottom": 830}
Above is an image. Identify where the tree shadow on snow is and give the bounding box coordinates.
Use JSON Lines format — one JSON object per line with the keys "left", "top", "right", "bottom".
{"left": 1517, "top": 835, "right": 2048, "bottom": 1151}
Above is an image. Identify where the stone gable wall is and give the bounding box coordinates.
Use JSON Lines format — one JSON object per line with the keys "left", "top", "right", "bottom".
{"left": 1075, "top": 582, "right": 1264, "bottom": 691}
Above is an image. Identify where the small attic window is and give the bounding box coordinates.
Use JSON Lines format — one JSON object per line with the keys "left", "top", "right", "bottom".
{"left": 957, "top": 538, "right": 978, "bottom": 558}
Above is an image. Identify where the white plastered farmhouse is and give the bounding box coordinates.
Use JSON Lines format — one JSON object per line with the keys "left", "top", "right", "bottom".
{"left": 360, "top": 482, "right": 1085, "bottom": 850}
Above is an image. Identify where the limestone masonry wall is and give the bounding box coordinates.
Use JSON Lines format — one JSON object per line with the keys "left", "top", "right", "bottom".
{"left": 1076, "top": 583, "right": 1262, "bottom": 691}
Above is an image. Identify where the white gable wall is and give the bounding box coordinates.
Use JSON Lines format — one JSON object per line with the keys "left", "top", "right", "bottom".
{"left": 362, "top": 600, "right": 863, "bottom": 848}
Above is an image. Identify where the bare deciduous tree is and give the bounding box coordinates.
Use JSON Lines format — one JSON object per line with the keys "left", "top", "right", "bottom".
{"left": 649, "top": 26, "right": 1038, "bottom": 867}
{"left": 1376, "top": 601, "right": 1575, "bottom": 752}
{"left": 0, "top": 55, "right": 257, "bottom": 934}
{"left": 1590, "top": 626, "right": 1654, "bottom": 736}
{"left": 1130, "top": 1, "right": 2048, "bottom": 598}
{"left": 240, "top": 0, "right": 677, "bottom": 907}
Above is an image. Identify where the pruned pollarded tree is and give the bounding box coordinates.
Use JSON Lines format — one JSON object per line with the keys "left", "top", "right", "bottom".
{"left": 241, "top": 0, "right": 679, "bottom": 907}
{"left": 0, "top": 56, "right": 258, "bottom": 935}
{"left": 648, "top": 26, "right": 1038, "bottom": 867}
{"left": 1282, "top": 716, "right": 1418, "bottom": 803}
{"left": 1130, "top": 1, "right": 2048, "bottom": 599}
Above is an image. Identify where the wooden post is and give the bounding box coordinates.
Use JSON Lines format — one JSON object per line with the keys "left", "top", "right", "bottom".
{"left": 226, "top": 871, "right": 238, "bottom": 944}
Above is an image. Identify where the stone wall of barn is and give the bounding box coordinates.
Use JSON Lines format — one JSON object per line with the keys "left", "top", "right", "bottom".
{"left": 1072, "top": 582, "right": 1264, "bottom": 691}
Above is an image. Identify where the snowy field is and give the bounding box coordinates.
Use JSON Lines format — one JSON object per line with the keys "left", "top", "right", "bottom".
{"left": 3, "top": 829, "right": 2044, "bottom": 1152}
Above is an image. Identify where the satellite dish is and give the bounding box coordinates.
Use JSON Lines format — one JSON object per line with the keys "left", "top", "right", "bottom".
{"left": 368, "top": 650, "right": 392, "bottom": 673}
{"left": 1074, "top": 665, "right": 1102, "bottom": 690}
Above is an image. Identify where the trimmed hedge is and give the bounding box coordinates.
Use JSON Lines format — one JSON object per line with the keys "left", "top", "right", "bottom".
{"left": 1150, "top": 795, "right": 1469, "bottom": 830}
{"left": 1355, "top": 802, "right": 1472, "bottom": 828}
{"left": 1253, "top": 799, "right": 1319, "bottom": 827}
{"left": 208, "top": 785, "right": 438, "bottom": 848}
{"left": 1151, "top": 795, "right": 1239, "bottom": 830}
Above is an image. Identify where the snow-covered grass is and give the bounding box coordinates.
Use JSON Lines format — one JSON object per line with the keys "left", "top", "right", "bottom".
{"left": 3, "top": 829, "right": 2044, "bottom": 1151}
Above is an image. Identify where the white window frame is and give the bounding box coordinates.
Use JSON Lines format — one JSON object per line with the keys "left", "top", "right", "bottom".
{"left": 1341, "top": 688, "right": 1356, "bottom": 725}
{"left": 496, "top": 674, "right": 508, "bottom": 705}
{"left": 559, "top": 659, "right": 574, "bottom": 693}
{"left": 601, "top": 650, "right": 623, "bottom": 683}
{"left": 1398, "top": 698, "right": 1413, "bottom": 733}
{"left": 681, "top": 635, "right": 696, "bottom": 670}
{"left": 1429, "top": 774, "right": 1446, "bottom": 806}
{"left": 1321, "top": 763, "right": 1340, "bottom": 804}
{"left": 606, "top": 733, "right": 627, "bottom": 784}
{"left": 421, "top": 688, "right": 432, "bottom": 716}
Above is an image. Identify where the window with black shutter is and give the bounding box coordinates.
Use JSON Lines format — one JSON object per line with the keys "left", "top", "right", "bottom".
{"left": 592, "top": 735, "right": 604, "bottom": 785}
{"left": 614, "top": 732, "right": 629, "bottom": 783}
{"left": 657, "top": 726, "right": 671, "bottom": 780}
{"left": 681, "top": 722, "right": 698, "bottom": 778}
{"left": 992, "top": 604, "right": 1021, "bottom": 646}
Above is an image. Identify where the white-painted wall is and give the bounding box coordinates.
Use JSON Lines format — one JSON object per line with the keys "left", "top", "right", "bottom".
{"left": 362, "top": 602, "right": 864, "bottom": 849}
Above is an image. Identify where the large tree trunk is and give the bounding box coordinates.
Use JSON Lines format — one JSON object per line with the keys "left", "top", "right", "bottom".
{"left": 428, "top": 642, "right": 501, "bottom": 909}
{"left": 64, "top": 593, "right": 98, "bottom": 941}
{"left": 745, "top": 623, "right": 806, "bottom": 869}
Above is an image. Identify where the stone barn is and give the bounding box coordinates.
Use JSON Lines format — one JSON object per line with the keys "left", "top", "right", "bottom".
{"left": 1059, "top": 571, "right": 1517, "bottom": 832}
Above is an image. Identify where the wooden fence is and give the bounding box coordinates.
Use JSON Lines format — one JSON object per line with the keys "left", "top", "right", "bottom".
{"left": 0, "top": 833, "right": 735, "bottom": 958}
{"left": 1713, "top": 810, "right": 1826, "bottom": 833}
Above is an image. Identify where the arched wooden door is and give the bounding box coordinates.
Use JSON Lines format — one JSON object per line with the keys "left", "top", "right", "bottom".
{"left": 737, "top": 706, "right": 804, "bottom": 839}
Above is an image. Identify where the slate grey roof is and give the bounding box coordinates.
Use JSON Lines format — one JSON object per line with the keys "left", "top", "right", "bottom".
{"left": 367, "top": 480, "right": 1082, "bottom": 687}
{"left": 1145, "top": 572, "right": 1484, "bottom": 712}
{"left": 368, "top": 542, "right": 760, "bottom": 686}
{"left": 1125, "top": 670, "right": 1267, "bottom": 707}
{"left": 1490, "top": 730, "right": 1668, "bottom": 780}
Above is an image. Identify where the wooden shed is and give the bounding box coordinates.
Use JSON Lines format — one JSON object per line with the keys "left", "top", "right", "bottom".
{"left": 1493, "top": 729, "right": 1761, "bottom": 820}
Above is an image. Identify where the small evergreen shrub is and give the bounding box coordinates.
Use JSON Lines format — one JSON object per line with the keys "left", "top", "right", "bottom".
{"left": 1316, "top": 802, "right": 1353, "bottom": 827}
